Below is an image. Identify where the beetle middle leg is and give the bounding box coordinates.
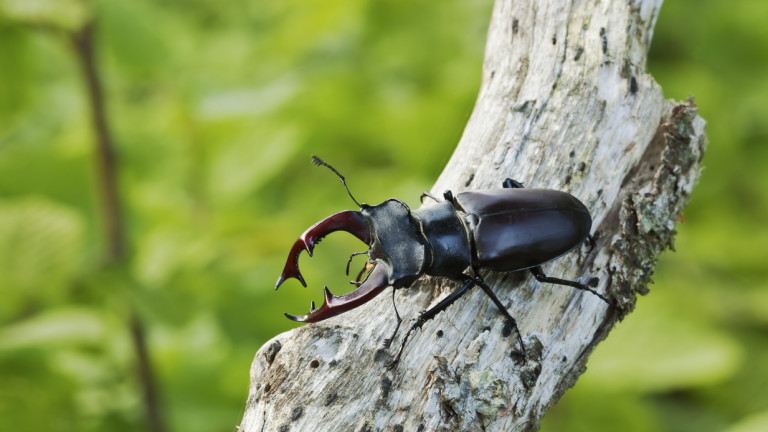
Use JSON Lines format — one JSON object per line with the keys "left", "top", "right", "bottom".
{"left": 472, "top": 275, "right": 526, "bottom": 361}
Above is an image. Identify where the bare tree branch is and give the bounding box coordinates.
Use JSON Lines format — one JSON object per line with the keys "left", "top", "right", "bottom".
{"left": 70, "top": 22, "right": 166, "bottom": 432}
{"left": 240, "top": 0, "right": 706, "bottom": 430}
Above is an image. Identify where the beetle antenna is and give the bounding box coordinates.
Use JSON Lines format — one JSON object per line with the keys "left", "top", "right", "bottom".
{"left": 312, "top": 155, "right": 362, "bottom": 207}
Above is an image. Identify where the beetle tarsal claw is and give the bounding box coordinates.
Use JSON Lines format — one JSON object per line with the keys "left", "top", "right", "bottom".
{"left": 275, "top": 210, "right": 371, "bottom": 291}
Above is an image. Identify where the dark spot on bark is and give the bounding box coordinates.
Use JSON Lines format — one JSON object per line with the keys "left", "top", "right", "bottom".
{"left": 393, "top": 425, "right": 404, "bottom": 432}
{"left": 264, "top": 340, "right": 282, "bottom": 365}
{"left": 374, "top": 348, "right": 389, "bottom": 362}
{"left": 588, "top": 277, "right": 599, "bottom": 287}
{"left": 600, "top": 27, "right": 607, "bottom": 54}
{"left": 579, "top": 162, "right": 586, "bottom": 172}
{"left": 513, "top": 100, "right": 533, "bottom": 113}
{"left": 264, "top": 384, "right": 271, "bottom": 393}
{"left": 465, "top": 173, "right": 474, "bottom": 187}
{"left": 512, "top": 18, "right": 519, "bottom": 34}
{"left": 279, "top": 425, "right": 290, "bottom": 432}
{"left": 483, "top": 326, "right": 491, "bottom": 332}
{"left": 502, "top": 320, "right": 512, "bottom": 337}
{"left": 574, "top": 47, "right": 583, "bottom": 61}
{"left": 521, "top": 362, "right": 542, "bottom": 389}
{"left": 436, "top": 330, "right": 444, "bottom": 337}
{"left": 324, "top": 392, "right": 338, "bottom": 406}
{"left": 380, "top": 377, "right": 392, "bottom": 399}
{"left": 630, "top": 76, "right": 638, "bottom": 93}
{"left": 564, "top": 174, "right": 572, "bottom": 186}
{"left": 552, "top": 36, "right": 557, "bottom": 45}
{"left": 597, "top": 189, "right": 603, "bottom": 196}
{"left": 309, "top": 359, "right": 320, "bottom": 369}
{"left": 569, "top": 150, "right": 575, "bottom": 158}
{"left": 291, "top": 407, "right": 303, "bottom": 421}
{"left": 246, "top": 393, "right": 258, "bottom": 408}
{"left": 417, "top": 424, "right": 426, "bottom": 432}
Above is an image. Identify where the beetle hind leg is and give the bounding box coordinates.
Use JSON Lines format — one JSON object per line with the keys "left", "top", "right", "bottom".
{"left": 529, "top": 266, "right": 611, "bottom": 305}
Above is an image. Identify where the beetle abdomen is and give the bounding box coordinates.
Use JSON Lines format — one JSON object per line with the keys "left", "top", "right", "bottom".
{"left": 455, "top": 189, "right": 591, "bottom": 272}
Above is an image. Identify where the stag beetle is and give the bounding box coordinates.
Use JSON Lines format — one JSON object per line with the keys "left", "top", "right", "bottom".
{"left": 276, "top": 156, "right": 610, "bottom": 368}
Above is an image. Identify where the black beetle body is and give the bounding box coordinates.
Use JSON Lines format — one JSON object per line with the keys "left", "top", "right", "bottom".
{"left": 276, "top": 157, "right": 610, "bottom": 367}
{"left": 456, "top": 188, "right": 592, "bottom": 272}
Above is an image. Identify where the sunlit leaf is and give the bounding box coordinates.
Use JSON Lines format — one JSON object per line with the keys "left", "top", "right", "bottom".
{"left": 724, "top": 410, "right": 768, "bottom": 432}
{"left": 0, "top": 0, "right": 90, "bottom": 31}
{"left": 580, "top": 291, "right": 744, "bottom": 393}
{"left": 0, "top": 197, "right": 84, "bottom": 318}
{"left": 0, "top": 307, "right": 106, "bottom": 350}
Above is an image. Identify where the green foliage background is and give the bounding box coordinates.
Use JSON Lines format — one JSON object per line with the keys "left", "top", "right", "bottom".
{"left": 0, "top": 0, "right": 766, "bottom": 431}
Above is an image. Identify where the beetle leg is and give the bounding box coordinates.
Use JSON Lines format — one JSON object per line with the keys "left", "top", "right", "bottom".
{"left": 284, "top": 263, "right": 390, "bottom": 323}
{"left": 382, "top": 287, "right": 402, "bottom": 348}
{"left": 529, "top": 266, "right": 611, "bottom": 305}
{"left": 345, "top": 251, "right": 368, "bottom": 277}
{"left": 387, "top": 278, "right": 477, "bottom": 369}
{"left": 472, "top": 276, "right": 526, "bottom": 362}
{"left": 387, "top": 274, "right": 529, "bottom": 369}
{"left": 420, "top": 191, "right": 441, "bottom": 203}
{"left": 585, "top": 232, "right": 598, "bottom": 251}
{"left": 275, "top": 210, "right": 372, "bottom": 290}
{"left": 502, "top": 178, "right": 524, "bottom": 189}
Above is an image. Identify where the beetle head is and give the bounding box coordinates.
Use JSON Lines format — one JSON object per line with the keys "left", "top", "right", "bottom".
{"left": 275, "top": 157, "right": 427, "bottom": 323}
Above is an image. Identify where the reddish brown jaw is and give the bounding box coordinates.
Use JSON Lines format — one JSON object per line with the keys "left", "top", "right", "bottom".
{"left": 284, "top": 264, "right": 389, "bottom": 322}
{"left": 275, "top": 210, "right": 371, "bottom": 290}
{"left": 276, "top": 209, "right": 388, "bottom": 323}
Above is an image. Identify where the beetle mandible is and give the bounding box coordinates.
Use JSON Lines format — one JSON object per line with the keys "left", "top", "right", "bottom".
{"left": 275, "top": 156, "right": 611, "bottom": 368}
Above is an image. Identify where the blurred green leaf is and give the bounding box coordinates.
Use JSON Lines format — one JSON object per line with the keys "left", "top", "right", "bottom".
{"left": 0, "top": 307, "right": 105, "bottom": 350}
{"left": 0, "top": 197, "right": 84, "bottom": 318}
{"left": 585, "top": 311, "right": 743, "bottom": 392}
{"left": 725, "top": 410, "right": 768, "bottom": 432}
{"left": 2, "top": 0, "right": 765, "bottom": 431}
{"left": 0, "top": 0, "right": 90, "bottom": 31}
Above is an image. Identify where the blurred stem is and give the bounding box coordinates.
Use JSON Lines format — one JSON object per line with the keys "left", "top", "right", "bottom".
{"left": 70, "top": 22, "right": 166, "bottom": 432}
{"left": 70, "top": 22, "right": 123, "bottom": 261}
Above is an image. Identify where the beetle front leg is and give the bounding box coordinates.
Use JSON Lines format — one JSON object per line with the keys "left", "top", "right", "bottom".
{"left": 387, "top": 278, "right": 476, "bottom": 369}
{"left": 382, "top": 287, "right": 402, "bottom": 349}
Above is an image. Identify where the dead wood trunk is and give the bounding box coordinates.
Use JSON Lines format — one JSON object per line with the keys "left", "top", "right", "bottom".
{"left": 240, "top": 0, "right": 706, "bottom": 430}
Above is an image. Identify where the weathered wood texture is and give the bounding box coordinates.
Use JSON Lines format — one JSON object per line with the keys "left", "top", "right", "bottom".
{"left": 240, "top": 0, "right": 706, "bottom": 431}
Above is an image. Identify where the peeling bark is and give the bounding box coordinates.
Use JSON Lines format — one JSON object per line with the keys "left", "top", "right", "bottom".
{"left": 240, "top": 0, "right": 706, "bottom": 431}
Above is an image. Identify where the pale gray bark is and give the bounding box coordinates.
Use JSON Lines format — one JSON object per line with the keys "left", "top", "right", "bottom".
{"left": 239, "top": 0, "right": 706, "bottom": 431}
